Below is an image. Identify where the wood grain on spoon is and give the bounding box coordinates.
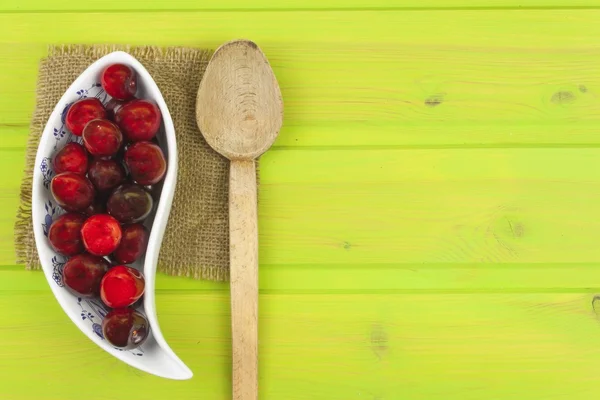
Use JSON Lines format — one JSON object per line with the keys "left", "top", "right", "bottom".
{"left": 196, "top": 39, "right": 283, "bottom": 400}
{"left": 197, "top": 40, "right": 283, "bottom": 160}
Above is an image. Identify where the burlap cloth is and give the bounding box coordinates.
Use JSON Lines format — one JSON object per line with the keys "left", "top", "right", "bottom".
{"left": 14, "top": 44, "right": 253, "bottom": 282}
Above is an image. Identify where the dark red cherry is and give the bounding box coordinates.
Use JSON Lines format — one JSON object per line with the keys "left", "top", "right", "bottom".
{"left": 62, "top": 253, "right": 109, "bottom": 297}
{"left": 102, "top": 308, "right": 149, "bottom": 349}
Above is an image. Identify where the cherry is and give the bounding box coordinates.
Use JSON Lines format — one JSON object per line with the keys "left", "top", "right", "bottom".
{"left": 82, "top": 119, "right": 123, "bottom": 157}
{"left": 81, "top": 214, "right": 122, "bottom": 256}
{"left": 53, "top": 142, "right": 88, "bottom": 175}
{"left": 112, "top": 223, "right": 149, "bottom": 264}
{"left": 115, "top": 99, "right": 161, "bottom": 142}
{"left": 102, "top": 308, "right": 149, "bottom": 349}
{"left": 100, "top": 265, "right": 145, "bottom": 308}
{"left": 101, "top": 64, "right": 137, "bottom": 101}
{"left": 107, "top": 183, "right": 153, "bottom": 223}
{"left": 124, "top": 141, "right": 166, "bottom": 185}
{"left": 87, "top": 158, "right": 126, "bottom": 192}
{"left": 105, "top": 98, "right": 129, "bottom": 121}
{"left": 47, "top": 212, "right": 85, "bottom": 256}
{"left": 50, "top": 172, "right": 95, "bottom": 212}
{"left": 65, "top": 98, "right": 107, "bottom": 136}
{"left": 62, "top": 253, "right": 109, "bottom": 297}
{"left": 84, "top": 198, "right": 107, "bottom": 216}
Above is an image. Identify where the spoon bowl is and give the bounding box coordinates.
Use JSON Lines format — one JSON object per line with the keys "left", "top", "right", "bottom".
{"left": 196, "top": 40, "right": 283, "bottom": 160}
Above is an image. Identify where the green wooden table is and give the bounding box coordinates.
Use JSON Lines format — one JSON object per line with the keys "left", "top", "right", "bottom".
{"left": 2, "top": 1, "right": 600, "bottom": 399}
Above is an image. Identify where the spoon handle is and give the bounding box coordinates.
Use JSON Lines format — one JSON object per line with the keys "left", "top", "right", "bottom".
{"left": 229, "top": 159, "right": 259, "bottom": 400}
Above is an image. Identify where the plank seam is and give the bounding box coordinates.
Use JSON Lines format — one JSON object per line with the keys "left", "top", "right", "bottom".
{"left": 2, "top": 6, "right": 600, "bottom": 13}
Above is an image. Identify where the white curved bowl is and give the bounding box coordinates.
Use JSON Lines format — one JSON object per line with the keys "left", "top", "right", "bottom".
{"left": 31, "top": 51, "right": 192, "bottom": 380}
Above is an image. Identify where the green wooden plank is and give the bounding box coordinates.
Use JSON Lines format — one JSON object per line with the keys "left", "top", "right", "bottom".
{"left": 0, "top": 126, "right": 30, "bottom": 149}
{"left": 4, "top": 263, "right": 600, "bottom": 292}
{"left": 0, "top": 11, "right": 599, "bottom": 147}
{"left": 4, "top": 147, "right": 600, "bottom": 267}
{"left": 2, "top": 0, "right": 600, "bottom": 12}
{"left": 0, "top": 292, "right": 599, "bottom": 399}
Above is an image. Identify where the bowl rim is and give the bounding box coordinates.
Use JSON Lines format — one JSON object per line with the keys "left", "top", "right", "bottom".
{"left": 31, "top": 50, "right": 192, "bottom": 380}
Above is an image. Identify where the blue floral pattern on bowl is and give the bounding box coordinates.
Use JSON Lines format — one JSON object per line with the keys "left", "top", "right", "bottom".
{"left": 51, "top": 255, "right": 65, "bottom": 287}
{"left": 42, "top": 200, "right": 60, "bottom": 237}
{"left": 40, "top": 157, "right": 53, "bottom": 189}
{"left": 39, "top": 82, "right": 144, "bottom": 357}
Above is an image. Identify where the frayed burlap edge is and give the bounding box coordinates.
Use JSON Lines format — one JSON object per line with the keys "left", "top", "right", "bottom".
{"left": 14, "top": 44, "right": 261, "bottom": 282}
{"left": 14, "top": 46, "right": 52, "bottom": 271}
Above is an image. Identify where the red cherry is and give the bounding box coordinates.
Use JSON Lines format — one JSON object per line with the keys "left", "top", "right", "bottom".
{"left": 87, "top": 158, "right": 126, "bottom": 192}
{"left": 50, "top": 172, "right": 95, "bottom": 212}
{"left": 101, "top": 64, "right": 137, "bottom": 101}
{"left": 65, "top": 98, "right": 107, "bottom": 136}
{"left": 112, "top": 224, "right": 149, "bottom": 264}
{"left": 115, "top": 99, "right": 161, "bottom": 142}
{"left": 81, "top": 214, "right": 122, "bottom": 256}
{"left": 82, "top": 119, "right": 123, "bottom": 157}
{"left": 63, "top": 253, "right": 109, "bottom": 297}
{"left": 100, "top": 265, "right": 145, "bottom": 308}
{"left": 47, "top": 212, "right": 85, "bottom": 256}
{"left": 124, "top": 141, "right": 166, "bottom": 185}
{"left": 52, "top": 142, "right": 88, "bottom": 175}
{"left": 102, "top": 308, "right": 149, "bottom": 349}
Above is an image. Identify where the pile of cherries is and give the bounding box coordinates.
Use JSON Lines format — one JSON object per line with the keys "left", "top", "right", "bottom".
{"left": 47, "top": 63, "right": 166, "bottom": 350}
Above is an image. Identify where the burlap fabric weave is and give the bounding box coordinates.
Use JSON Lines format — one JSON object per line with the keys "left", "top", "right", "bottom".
{"left": 14, "top": 44, "right": 244, "bottom": 282}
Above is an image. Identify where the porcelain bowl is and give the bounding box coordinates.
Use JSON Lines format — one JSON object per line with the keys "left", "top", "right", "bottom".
{"left": 31, "top": 51, "right": 192, "bottom": 380}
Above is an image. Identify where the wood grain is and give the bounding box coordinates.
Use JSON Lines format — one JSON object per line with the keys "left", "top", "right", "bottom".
{"left": 0, "top": 11, "right": 600, "bottom": 148}
{"left": 1, "top": 291, "right": 600, "bottom": 400}
{"left": 197, "top": 39, "right": 283, "bottom": 399}
{"left": 1, "top": 5, "right": 600, "bottom": 400}
{"left": 229, "top": 161, "right": 259, "bottom": 400}
{"left": 4, "top": 264, "right": 600, "bottom": 292}
{"left": 1, "top": 0, "right": 599, "bottom": 11}
{"left": 196, "top": 39, "right": 283, "bottom": 160}
{"left": 3, "top": 147, "right": 600, "bottom": 266}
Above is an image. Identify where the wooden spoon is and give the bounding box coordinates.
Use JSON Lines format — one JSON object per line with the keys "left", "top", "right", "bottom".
{"left": 195, "top": 39, "right": 283, "bottom": 400}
